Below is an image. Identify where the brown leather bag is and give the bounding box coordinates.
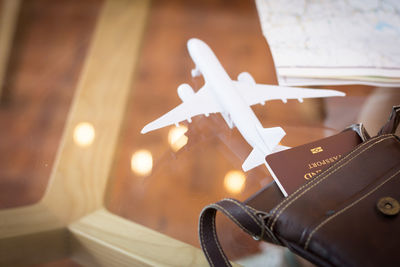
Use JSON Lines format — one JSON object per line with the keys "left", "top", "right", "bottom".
{"left": 199, "top": 106, "right": 400, "bottom": 267}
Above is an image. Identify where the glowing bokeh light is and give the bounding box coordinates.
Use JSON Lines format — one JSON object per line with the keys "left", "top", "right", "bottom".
{"left": 131, "top": 149, "right": 153, "bottom": 176}
{"left": 73, "top": 122, "right": 95, "bottom": 147}
{"left": 224, "top": 170, "right": 246, "bottom": 194}
{"left": 168, "top": 126, "right": 188, "bottom": 151}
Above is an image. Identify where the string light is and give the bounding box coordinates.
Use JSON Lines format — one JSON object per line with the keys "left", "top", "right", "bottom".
{"left": 224, "top": 170, "right": 246, "bottom": 194}
{"left": 131, "top": 149, "right": 153, "bottom": 176}
{"left": 73, "top": 122, "right": 95, "bottom": 147}
{"left": 168, "top": 126, "right": 188, "bottom": 151}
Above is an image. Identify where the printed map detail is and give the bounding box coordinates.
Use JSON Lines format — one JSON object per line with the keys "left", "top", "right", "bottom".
{"left": 256, "top": 0, "right": 400, "bottom": 85}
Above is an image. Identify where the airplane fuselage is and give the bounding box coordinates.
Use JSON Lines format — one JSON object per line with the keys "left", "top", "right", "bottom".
{"left": 142, "top": 38, "right": 344, "bottom": 172}
{"left": 187, "top": 39, "right": 271, "bottom": 156}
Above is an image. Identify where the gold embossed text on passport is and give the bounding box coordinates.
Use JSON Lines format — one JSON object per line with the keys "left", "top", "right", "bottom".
{"left": 304, "top": 154, "right": 342, "bottom": 180}
{"left": 310, "top": 147, "right": 323, "bottom": 154}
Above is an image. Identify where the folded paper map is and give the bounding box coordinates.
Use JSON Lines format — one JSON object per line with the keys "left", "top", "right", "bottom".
{"left": 256, "top": 0, "right": 400, "bottom": 87}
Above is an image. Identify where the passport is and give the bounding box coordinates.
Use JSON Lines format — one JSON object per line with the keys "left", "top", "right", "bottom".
{"left": 265, "top": 130, "right": 363, "bottom": 197}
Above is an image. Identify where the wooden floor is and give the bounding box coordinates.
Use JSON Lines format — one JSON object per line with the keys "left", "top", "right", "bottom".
{"left": 0, "top": 0, "right": 100, "bottom": 209}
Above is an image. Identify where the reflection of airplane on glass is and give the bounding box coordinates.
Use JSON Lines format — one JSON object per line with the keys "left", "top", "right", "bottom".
{"left": 141, "top": 38, "right": 345, "bottom": 171}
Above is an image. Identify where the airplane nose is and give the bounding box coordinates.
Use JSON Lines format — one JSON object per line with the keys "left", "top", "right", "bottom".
{"left": 187, "top": 38, "right": 210, "bottom": 52}
{"left": 187, "top": 38, "right": 201, "bottom": 46}
{"left": 187, "top": 38, "right": 201, "bottom": 52}
{"left": 187, "top": 38, "right": 213, "bottom": 62}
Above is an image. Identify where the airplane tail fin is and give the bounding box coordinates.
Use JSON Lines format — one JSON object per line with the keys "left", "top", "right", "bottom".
{"left": 256, "top": 126, "right": 286, "bottom": 151}
{"left": 242, "top": 148, "right": 265, "bottom": 172}
{"left": 241, "top": 126, "right": 286, "bottom": 172}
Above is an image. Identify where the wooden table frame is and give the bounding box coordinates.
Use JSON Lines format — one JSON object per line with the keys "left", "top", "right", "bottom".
{"left": 0, "top": 0, "right": 21, "bottom": 100}
{"left": 0, "top": 1, "right": 210, "bottom": 266}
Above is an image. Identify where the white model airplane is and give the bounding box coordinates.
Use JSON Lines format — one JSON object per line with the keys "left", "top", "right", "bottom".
{"left": 141, "top": 38, "right": 345, "bottom": 171}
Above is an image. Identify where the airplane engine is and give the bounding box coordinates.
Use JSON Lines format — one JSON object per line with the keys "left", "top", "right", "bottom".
{"left": 237, "top": 72, "right": 255, "bottom": 85}
{"left": 177, "top": 83, "right": 195, "bottom": 102}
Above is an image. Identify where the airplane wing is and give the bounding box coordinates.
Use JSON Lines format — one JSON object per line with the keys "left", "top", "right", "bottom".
{"left": 233, "top": 81, "right": 345, "bottom": 107}
{"left": 141, "top": 84, "right": 222, "bottom": 134}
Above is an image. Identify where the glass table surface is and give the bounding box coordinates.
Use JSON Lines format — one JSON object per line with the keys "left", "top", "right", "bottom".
{"left": 1, "top": 0, "right": 399, "bottom": 266}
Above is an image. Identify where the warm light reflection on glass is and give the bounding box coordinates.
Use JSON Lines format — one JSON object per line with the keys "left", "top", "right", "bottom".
{"left": 224, "top": 170, "right": 246, "bottom": 194}
{"left": 168, "top": 126, "right": 188, "bottom": 151}
{"left": 131, "top": 149, "right": 153, "bottom": 176}
{"left": 73, "top": 122, "right": 95, "bottom": 147}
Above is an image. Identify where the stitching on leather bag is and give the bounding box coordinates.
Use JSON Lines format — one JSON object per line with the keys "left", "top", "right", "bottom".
{"left": 267, "top": 134, "right": 394, "bottom": 228}
{"left": 245, "top": 205, "right": 281, "bottom": 243}
{"left": 270, "top": 136, "right": 393, "bottom": 231}
{"left": 210, "top": 204, "right": 231, "bottom": 266}
{"left": 223, "top": 199, "right": 282, "bottom": 243}
{"left": 269, "top": 135, "right": 394, "bottom": 231}
{"left": 213, "top": 203, "right": 255, "bottom": 237}
{"left": 211, "top": 206, "right": 230, "bottom": 267}
{"left": 199, "top": 207, "right": 215, "bottom": 267}
{"left": 246, "top": 205, "right": 260, "bottom": 213}
{"left": 200, "top": 200, "right": 263, "bottom": 267}
{"left": 224, "top": 199, "right": 262, "bottom": 228}
{"left": 304, "top": 168, "right": 400, "bottom": 250}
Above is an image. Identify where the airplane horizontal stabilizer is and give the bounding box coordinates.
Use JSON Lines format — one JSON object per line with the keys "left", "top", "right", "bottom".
{"left": 256, "top": 126, "right": 286, "bottom": 151}
{"left": 242, "top": 148, "right": 265, "bottom": 172}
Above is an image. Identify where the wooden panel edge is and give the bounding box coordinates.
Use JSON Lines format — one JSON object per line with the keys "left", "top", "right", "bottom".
{"left": 69, "top": 209, "right": 210, "bottom": 267}
{"left": 0, "top": 203, "right": 68, "bottom": 266}
{"left": 41, "top": 0, "right": 150, "bottom": 223}
{"left": 0, "top": 0, "right": 21, "bottom": 99}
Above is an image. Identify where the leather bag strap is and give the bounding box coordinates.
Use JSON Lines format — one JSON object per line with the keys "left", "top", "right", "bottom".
{"left": 199, "top": 198, "right": 279, "bottom": 267}
{"left": 378, "top": 105, "right": 400, "bottom": 135}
